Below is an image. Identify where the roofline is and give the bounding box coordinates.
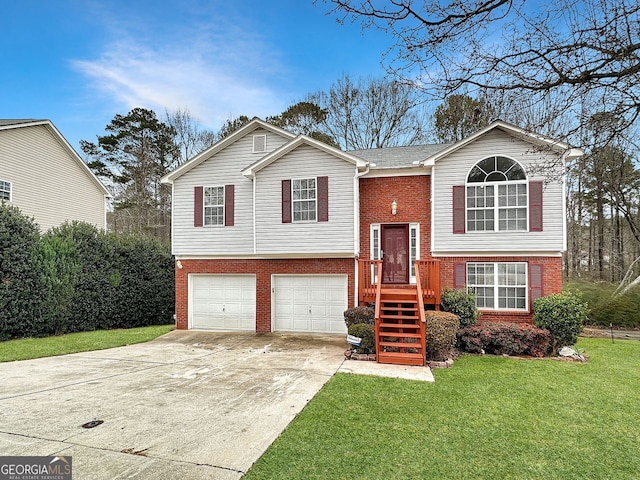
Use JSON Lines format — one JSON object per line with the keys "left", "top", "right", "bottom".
{"left": 423, "top": 120, "right": 584, "bottom": 165}
{"left": 1, "top": 119, "right": 111, "bottom": 197}
{"left": 161, "top": 118, "right": 295, "bottom": 184}
{"left": 241, "top": 134, "right": 368, "bottom": 178}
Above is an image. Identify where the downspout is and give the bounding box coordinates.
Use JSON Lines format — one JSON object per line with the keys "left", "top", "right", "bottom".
{"left": 354, "top": 164, "right": 370, "bottom": 306}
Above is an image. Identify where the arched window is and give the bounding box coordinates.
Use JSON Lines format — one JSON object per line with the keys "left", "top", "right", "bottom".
{"left": 466, "top": 156, "right": 528, "bottom": 231}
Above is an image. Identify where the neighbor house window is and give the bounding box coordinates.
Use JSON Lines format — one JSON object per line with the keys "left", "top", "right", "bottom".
{"left": 292, "top": 178, "right": 316, "bottom": 222}
{"left": 467, "top": 262, "right": 527, "bottom": 310}
{"left": 0, "top": 180, "right": 11, "bottom": 201}
{"left": 466, "top": 156, "right": 528, "bottom": 232}
{"left": 204, "top": 186, "right": 224, "bottom": 226}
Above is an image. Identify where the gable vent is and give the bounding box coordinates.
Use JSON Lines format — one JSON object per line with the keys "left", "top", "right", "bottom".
{"left": 253, "top": 134, "right": 267, "bottom": 153}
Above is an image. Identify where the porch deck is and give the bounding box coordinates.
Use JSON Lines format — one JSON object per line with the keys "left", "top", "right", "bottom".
{"left": 358, "top": 259, "right": 441, "bottom": 308}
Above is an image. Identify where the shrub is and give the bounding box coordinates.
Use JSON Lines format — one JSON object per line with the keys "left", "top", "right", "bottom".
{"left": 348, "top": 323, "right": 375, "bottom": 354}
{"left": 458, "top": 322, "right": 551, "bottom": 357}
{"left": 425, "top": 311, "right": 459, "bottom": 361}
{"left": 0, "top": 205, "right": 44, "bottom": 340}
{"left": 344, "top": 305, "right": 374, "bottom": 327}
{"left": 534, "top": 292, "right": 589, "bottom": 348}
{"left": 565, "top": 280, "right": 640, "bottom": 329}
{"left": 440, "top": 288, "right": 479, "bottom": 327}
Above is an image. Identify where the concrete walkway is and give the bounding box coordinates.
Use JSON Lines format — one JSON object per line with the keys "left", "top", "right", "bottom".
{"left": 0, "top": 331, "right": 433, "bottom": 479}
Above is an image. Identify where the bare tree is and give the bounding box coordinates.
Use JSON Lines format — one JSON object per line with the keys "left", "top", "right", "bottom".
{"left": 165, "top": 108, "right": 217, "bottom": 164}
{"left": 308, "top": 74, "right": 428, "bottom": 150}
{"left": 326, "top": 0, "right": 640, "bottom": 147}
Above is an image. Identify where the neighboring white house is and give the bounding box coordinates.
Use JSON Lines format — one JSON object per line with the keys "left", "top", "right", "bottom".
{"left": 0, "top": 119, "right": 110, "bottom": 231}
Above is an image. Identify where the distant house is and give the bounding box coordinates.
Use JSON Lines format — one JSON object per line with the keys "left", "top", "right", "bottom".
{"left": 162, "top": 118, "right": 582, "bottom": 365}
{"left": 0, "top": 119, "right": 110, "bottom": 231}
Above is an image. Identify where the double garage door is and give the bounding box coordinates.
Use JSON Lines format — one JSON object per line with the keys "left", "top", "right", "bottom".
{"left": 189, "top": 274, "right": 347, "bottom": 334}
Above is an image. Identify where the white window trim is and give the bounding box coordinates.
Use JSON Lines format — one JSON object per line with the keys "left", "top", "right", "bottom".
{"left": 253, "top": 134, "right": 267, "bottom": 153}
{"left": 291, "top": 177, "right": 317, "bottom": 223}
{"left": 467, "top": 261, "right": 528, "bottom": 311}
{"left": 370, "top": 223, "right": 420, "bottom": 284}
{"left": 0, "top": 180, "right": 11, "bottom": 202}
{"left": 203, "top": 186, "right": 225, "bottom": 227}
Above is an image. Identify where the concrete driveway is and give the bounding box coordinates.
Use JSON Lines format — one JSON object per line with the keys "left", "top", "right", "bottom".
{"left": 0, "top": 331, "right": 347, "bottom": 479}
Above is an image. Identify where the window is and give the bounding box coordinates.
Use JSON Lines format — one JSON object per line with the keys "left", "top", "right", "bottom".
{"left": 466, "top": 156, "right": 527, "bottom": 232}
{"left": 0, "top": 180, "right": 11, "bottom": 201}
{"left": 292, "top": 178, "right": 316, "bottom": 222}
{"left": 467, "top": 262, "right": 528, "bottom": 310}
{"left": 204, "top": 186, "right": 224, "bottom": 226}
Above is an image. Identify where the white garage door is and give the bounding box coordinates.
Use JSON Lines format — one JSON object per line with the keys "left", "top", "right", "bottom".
{"left": 190, "top": 275, "right": 256, "bottom": 331}
{"left": 273, "top": 275, "right": 348, "bottom": 334}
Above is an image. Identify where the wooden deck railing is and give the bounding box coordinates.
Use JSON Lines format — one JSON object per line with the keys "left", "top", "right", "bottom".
{"left": 414, "top": 261, "right": 427, "bottom": 360}
{"left": 358, "top": 259, "right": 382, "bottom": 304}
{"left": 415, "top": 259, "right": 441, "bottom": 309}
{"left": 358, "top": 259, "right": 441, "bottom": 308}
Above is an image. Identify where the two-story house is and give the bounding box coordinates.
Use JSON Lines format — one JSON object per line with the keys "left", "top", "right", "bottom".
{"left": 162, "top": 118, "right": 581, "bottom": 362}
{"left": 0, "top": 119, "right": 110, "bottom": 230}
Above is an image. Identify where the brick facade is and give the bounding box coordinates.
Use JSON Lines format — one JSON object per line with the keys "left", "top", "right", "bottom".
{"left": 438, "top": 255, "right": 563, "bottom": 323}
{"left": 175, "top": 258, "right": 355, "bottom": 332}
{"left": 359, "top": 175, "right": 431, "bottom": 258}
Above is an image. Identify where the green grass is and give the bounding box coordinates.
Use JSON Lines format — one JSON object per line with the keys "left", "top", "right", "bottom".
{"left": 245, "top": 338, "right": 640, "bottom": 480}
{"left": 0, "top": 325, "right": 174, "bottom": 362}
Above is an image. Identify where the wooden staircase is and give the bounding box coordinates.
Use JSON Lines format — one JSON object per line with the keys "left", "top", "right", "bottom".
{"left": 375, "top": 288, "right": 426, "bottom": 366}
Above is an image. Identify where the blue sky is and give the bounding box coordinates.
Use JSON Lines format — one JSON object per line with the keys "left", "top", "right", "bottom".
{"left": 2, "top": 0, "right": 392, "bottom": 150}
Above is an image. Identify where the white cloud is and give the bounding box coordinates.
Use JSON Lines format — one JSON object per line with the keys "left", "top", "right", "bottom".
{"left": 71, "top": 33, "right": 288, "bottom": 129}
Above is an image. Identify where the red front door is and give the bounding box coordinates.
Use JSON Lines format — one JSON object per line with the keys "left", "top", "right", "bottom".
{"left": 381, "top": 224, "right": 409, "bottom": 284}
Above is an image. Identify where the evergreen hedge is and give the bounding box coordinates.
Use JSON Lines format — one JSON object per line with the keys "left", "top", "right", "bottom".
{"left": 0, "top": 205, "right": 174, "bottom": 340}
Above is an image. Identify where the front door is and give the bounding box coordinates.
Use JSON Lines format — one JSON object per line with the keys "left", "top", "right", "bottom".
{"left": 381, "top": 224, "right": 409, "bottom": 284}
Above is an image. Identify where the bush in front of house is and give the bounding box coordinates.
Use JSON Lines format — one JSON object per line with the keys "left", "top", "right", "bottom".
{"left": 440, "top": 288, "right": 479, "bottom": 327}
{"left": 344, "top": 305, "right": 375, "bottom": 327}
{"left": 0, "top": 204, "right": 175, "bottom": 340}
{"left": 0, "top": 205, "right": 45, "bottom": 340}
{"left": 457, "top": 322, "right": 551, "bottom": 357}
{"left": 425, "top": 311, "right": 460, "bottom": 361}
{"left": 534, "top": 291, "right": 589, "bottom": 348}
{"left": 348, "top": 323, "right": 376, "bottom": 354}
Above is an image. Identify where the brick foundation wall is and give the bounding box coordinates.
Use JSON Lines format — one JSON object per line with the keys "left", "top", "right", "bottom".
{"left": 359, "top": 175, "right": 431, "bottom": 258}
{"left": 175, "top": 258, "right": 355, "bottom": 332}
{"left": 438, "top": 255, "right": 563, "bottom": 324}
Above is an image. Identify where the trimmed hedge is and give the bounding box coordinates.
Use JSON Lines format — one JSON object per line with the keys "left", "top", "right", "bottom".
{"left": 534, "top": 292, "right": 588, "bottom": 348}
{"left": 344, "top": 305, "right": 374, "bottom": 327}
{"left": 348, "top": 323, "right": 375, "bottom": 354}
{"left": 458, "top": 322, "right": 551, "bottom": 357}
{"left": 425, "top": 311, "right": 459, "bottom": 361}
{"left": 440, "top": 288, "right": 479, "bottom": 327}
{"left": 0, "top": 205, "right": 174, "bottom": 340}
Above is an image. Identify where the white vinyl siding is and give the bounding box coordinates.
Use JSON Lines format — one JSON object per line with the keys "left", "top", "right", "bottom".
{"left": 467, "top": 262, "right": 528, "bottom": 311}
{"left": 255, "top": 144, "right": 356, "bottom": 255}
{"left": 172, "top": 128, "right": 289, "bottom": 256}
{"left": 0, "top": 125, "right": 106, "bottom": 231}
{"left": 432, "top": 129, "right": 566, "bottom": 254}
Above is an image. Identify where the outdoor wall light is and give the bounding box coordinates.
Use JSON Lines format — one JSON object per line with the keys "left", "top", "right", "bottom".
{"left": 391, "top": 200, "right": 397, "bottom": 215}
{"left": 176, "top": 260, "right": 183, "bottom": 269}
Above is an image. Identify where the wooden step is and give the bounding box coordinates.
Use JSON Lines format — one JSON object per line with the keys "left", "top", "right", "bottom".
{"left": 377, "top": 351, "right": 424, "bottom": 366}
{"left": 379, "top": 341, "right": 423, "bottom": 349}
{"left": 379, "top": 315, "right": 419, "bottom": 322}
{"left": 378, "top": 332, "right": 422, "bottom": 339}
{"left": 378, "top": 322, "right": 421, "bottom": 329}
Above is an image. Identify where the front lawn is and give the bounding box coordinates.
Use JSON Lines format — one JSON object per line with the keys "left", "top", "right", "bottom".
{"left": 245, "top": 338, "right": 640, "bottom": 479}
{"left": 0, "top": 325, "right": 174, "bottom": 362}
